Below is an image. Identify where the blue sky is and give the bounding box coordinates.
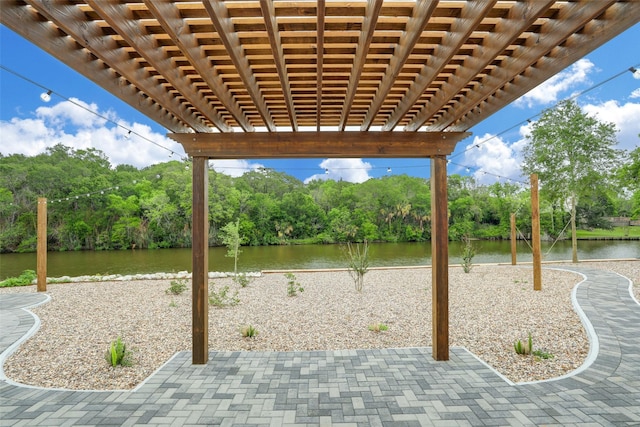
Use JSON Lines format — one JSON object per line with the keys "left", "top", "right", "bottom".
{"left": 1, "top": 23, "right": 639, "bottom": 185}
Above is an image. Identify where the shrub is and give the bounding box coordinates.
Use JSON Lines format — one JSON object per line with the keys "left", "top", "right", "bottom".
{"left": 344, "top": 240, "right": 370, "bottom": 292}
{"left": 209, "top": 284, "right": 239, "bottom": 308}
{"left": 165, "top": 279, "right": 188, "bottom": 295}
{"left": 241, "top": 325, "right": 258, "bottom": 338}
{"left": 285, "top": 272, "right": 304, "bottom": 297}
{"left": 532, "top": 349, "right": 554, "bottom": 359}
{"left": 0, "top": 270, "right": 37, "bottom": 287}
{"left": 233, "top": 273, "right": 252, "bottom": 288}
{"left": 461, "top": 236, "right": 475, "bottom": 273}
{"left": 514, "top": 332, "right": 532, "bottom": 355}
{"left": 368, "top": 323, "right": 389, "bottom": 332}
{"left": 105, "top": 336, "right": 133, "bottom": 367}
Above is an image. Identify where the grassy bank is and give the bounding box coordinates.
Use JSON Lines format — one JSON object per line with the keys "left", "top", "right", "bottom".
{"left": 575, "top": 226, "right": 640, "bottom": 239}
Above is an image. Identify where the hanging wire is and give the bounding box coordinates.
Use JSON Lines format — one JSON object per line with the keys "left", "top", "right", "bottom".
{"left": 449, "top": 62, "right": 640, "bottom": 160}
{"left": 0, "top": 65, "right": 179, "bottom": 157}
{"left": 2, "top": 62, "right": 638, "bottom": 181}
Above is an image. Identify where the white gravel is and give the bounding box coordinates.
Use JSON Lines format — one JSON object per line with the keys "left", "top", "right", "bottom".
{"left": 1, "top": 261, "right": 638, "bottom": 390}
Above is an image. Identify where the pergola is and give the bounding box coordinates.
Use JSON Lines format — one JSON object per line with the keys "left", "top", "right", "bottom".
{"left": 3, "top": 1, "right": 638, "bottom": 364}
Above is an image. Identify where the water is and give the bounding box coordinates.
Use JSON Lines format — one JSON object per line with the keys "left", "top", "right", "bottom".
{"left": 0, "top": 240, "right": 638, "bottom": 281}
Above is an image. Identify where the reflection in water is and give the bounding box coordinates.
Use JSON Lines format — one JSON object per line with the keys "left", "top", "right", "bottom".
{"left": 1, "top": 240, "right": 638, "bottom": 280}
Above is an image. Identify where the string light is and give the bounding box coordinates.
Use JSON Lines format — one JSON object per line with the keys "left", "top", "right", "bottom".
{"left": 40, "top": 90, "right": 52, "bottom": 102}
{"left": 2, "top": 61, "right": 637, "bottom": 192}
{"left": 448, "top": 161, "right": 528, "bottom": 185}
{"left": 450, "top": 62, "right": 640, "bottom": 160}
{"left": 0, "top": 65, "right": 180, "bottom": 157}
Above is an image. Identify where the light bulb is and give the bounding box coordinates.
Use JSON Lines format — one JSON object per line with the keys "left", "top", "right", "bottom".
{"left": 40, "top": 90, "right": 52, "bottom": 102}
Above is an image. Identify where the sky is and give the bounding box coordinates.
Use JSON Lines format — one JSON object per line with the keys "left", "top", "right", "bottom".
{"left": 1, "top": 22, "right": 639, "bottom": 186}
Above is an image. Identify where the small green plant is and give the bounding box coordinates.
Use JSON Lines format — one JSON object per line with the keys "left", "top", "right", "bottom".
{"left": 233, "top": 273, "right": 252, "bottom": 288}
{"left": 0, "top": 270, "right": 37, "bottom": 287}
{"left": 368, "top": 323, "right": 389, "bottom": 332}
{"left": 169, "top": 300, "right": 177, "bottom": 308}
{"left": 105, "top": 336, "right": 133, "bottom": 367}
{"left": 221, "top": 219, "right": 243, "bottom": 276}
{"left": 285, "top": 272, "right": 304, "bottom": 297}
{"left": 209, "top": 284, "right": 240, "bottom": 308}
{"left": 514, "top": 332, "right": 533, "bottom": 355}
{"left": 344, "top": 240, "right": 370, "bottom": 292}
{"left": 166, "top": 279, "right": 188, "bottom": 295}
{"left": 241, "top": 325, "right": 258, "bottom": 338}
{"left": 532, "top": 349, "right": 554, "bottom": 360}
{"left": 461, "top": 236, "right": 475, "bottom": 273}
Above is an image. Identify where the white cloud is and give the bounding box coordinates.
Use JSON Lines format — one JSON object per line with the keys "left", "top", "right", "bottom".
{"left": 515, "top": 59, "right": 595, "bottom": 108}
{"left": 631, "top": 88, "right": 640, "bottom": 99}
{"left": 582, "top": 100, "right": 640, "bottom": 151}
{"left": 35, "top": 98, "right": 109, "bottom": 129}
{"left": 0, "top": 99, "right": 185, "bottom": 168}
{"left": 461, "top": 133, "right": 523, "bottom": 184}
{"left": 304, "top": 158, "right": 372, "bottom": 183}
{"left": 209, "top": 159, "right": 264, "bottom": 177}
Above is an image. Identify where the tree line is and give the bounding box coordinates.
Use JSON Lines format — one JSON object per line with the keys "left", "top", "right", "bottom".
{"left": 1, "top": 142, "right": 638, "bottom": 254}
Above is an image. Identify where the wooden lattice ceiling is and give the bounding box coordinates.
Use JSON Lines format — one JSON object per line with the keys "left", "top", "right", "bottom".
{"left": 2, "top": 1, "right": 639, "bottom": 137}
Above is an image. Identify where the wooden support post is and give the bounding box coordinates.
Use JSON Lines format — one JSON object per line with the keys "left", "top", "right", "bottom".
{"left": 192, "top": 157, "right": 209, "bottom": 364}
{"left": 37, "top": 197, "right": 47, "bottom": 292}
{"left": 510, "top": 213, "right": 517, "bottom": 265}
{"left": 431, "top": 156, "right": 449, "bottom": 361}
{"left": 530, "top": 174, "right": 542, "bottom": 291}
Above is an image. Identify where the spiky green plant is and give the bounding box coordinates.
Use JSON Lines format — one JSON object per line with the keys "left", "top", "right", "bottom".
{"left": 105, "top": 336, "right": 133, "bottom": 367}
{"left": 514, "top": 332, "right": 532, "bottom": 355}
{"left": 241, "top": 325, "right": 258, "bottom": 338}
{"left": 344, "top": 240, "right": 370, "bottom": 292}
{"left": 461, "top": 236, "right": 475, "bottom": 273}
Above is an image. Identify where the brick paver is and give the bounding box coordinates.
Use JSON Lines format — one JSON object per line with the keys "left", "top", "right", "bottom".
{"left": 1, "top": 266, "right": 638, "bottom": 426}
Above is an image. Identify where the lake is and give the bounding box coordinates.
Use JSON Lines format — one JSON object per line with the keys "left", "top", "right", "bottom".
{"left": 1, "top": 240, "right": 638, "bottom": 281}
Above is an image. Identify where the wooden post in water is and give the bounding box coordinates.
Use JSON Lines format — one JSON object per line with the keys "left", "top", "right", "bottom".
{"left": 510, "top": 213, "right": 517, "bottom": 265}
{"left": 430, "top": 156, "right": 449, "bottom": 361}
{"left": 191, "top": 157, "right": 209, "bottom": 364}
{"left": 530, "top": 174, "right": 542, "bottom": 291}
{"left": 37, "top": 197, "right": 47, "bottom": 292}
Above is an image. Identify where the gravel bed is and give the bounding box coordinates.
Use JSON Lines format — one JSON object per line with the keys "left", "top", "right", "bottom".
{"left": 1, "top": 261, "right": 637, "bottom": 390}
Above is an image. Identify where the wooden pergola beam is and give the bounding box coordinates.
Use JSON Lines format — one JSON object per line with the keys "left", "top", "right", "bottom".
{"left": 260, "top": 0, "right": 297, "bottom": 131}
{"left": 204, "top": 0, "right": 276, "bottom": 132}
{"left": 384, "top": 0, "right": 538, "bottom": 131}
{"left": 419, "top": 0, "right": 619, "bottom": 132}
{"left": 169, "top": 131, "right": 469, "bottom": 159}
{"left": 87, "top": 0, "right": 230, "bottom": 133}
{"left": 145, "top": 0, "right": 253, "bottom": 132}
{"left": 5, "top": 1, "right": 190, "bottom": 133}
{"left": 359, "top": 0, "right": 437, "bottom": 131}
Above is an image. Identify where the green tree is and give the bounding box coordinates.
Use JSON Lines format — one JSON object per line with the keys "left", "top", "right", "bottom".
{"left": 618, "top": 144, "right": 640, "bottom": 219}
{"left": 221, "top": 219, "right": 243, "bottom": 275}
{"left": 522, "top": 100, "right": 620, "bottom": 262}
